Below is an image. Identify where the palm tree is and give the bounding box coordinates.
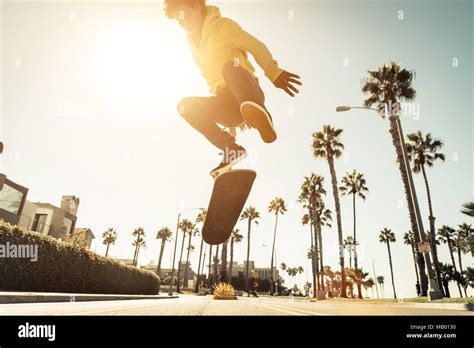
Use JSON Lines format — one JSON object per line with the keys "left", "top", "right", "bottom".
{"left": 195, "top": 209, "right": 207, "bottom": 292}
{"left": 298, "top": 174, "right": 326, "bottom": 293}
{"left": 364, "top": 278, "right": 375, "bottom": 298}
{"left": 317, "top": 204, "right": 332, "bottom": 290}
{"left": 454, "top": 223, "right": 472, "bottom": 297}
{"left": 207, "top": 245, "right": 213, "bottom": 281}
{"left": 438, "top": 225, "right": 463, "bottom": 297}
{"left": 362, "top": 62, "right": 434, "bottom": 297}
{"left": 348, "top": 268, "right": 369, "bottom": 299}
{"left": 403, "top": 230, "right": 420, "bottom": 293}
{"left": 302, "top": 213, "right": 317, "bottom": 295}
{"left": 439, "top": 263, "right": 458, "bottom": 298}
{"left": 184, "top": 225, "right": 199, "bottom": 289}
{"left": 102, "top": 227, "right": 117, "bottom": 257}
{"left": 155, "top": 227, "right": 172, "bottom": 277}
{"left": 379, "top": 228, "right": 397, "bottom": 299}
{"left": 240, "top": 206, "right": 260, "bottom": 291}
{"left": 340, "top": 169, "right": 368, "bottom": 270}
{"left": 229, "top": 229, "right": 243, "bottom": 281}
{"left": 343, "top": 236, "right": 356, "bottom": 269}
{"left": 131, "top": 227, "right": 146, "bottom": 266}
{"left": 268, "top": 197, "right": 287, "bottom": 294}
{"left": 297, "top": 266, "right": 304, "bottom": 289}
{"left": 376, "top": 275, "right": 385, "bottom": 298}
{"left": 132, "top": 235, "right": 146, "bottom": 267}
{"left": 406, "top": 130, "right": 445, "bottom": 294}
{"left": 212, "top": 245, "right": 220, "bottom": 284}
{"left": 312, "top": 125, "right": 346, "bottom": 297}
{"left": 176, "top": 219, "right": 193, "bottom": 292}
{"left": 213, "top": 244, "right": 220, "bottom": 284}
{"left": 220, "top": 238, "right": 229, "bottom": 282}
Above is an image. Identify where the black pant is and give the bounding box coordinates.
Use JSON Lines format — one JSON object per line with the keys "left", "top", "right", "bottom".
{"left": 177, "top": 61, "right": 266, "bottom": 150}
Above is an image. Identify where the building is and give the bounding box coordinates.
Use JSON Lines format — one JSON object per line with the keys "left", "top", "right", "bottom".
{"left": 0, "top": 173, "right": 28, "bottom": 226}
{"left": 228, "top": 261, "right": 279, "bottom": 280}
{"left": 72, "top": 227, "right": 95, "bottom": 249}
{"left": 116, "top": 258, "right": 135, "bottom": 266}
{"left": 18, "top": 195, "right": 80, "bottom": 240}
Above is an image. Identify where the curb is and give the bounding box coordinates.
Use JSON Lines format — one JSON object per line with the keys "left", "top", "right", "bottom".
{"left": 322, "top": 299, "right": 473, "bottom": 312}
{"left": 0, "top": 292, "right": 178, "bottom": 304}
{"left": 400, "top": 302, "right": 473, "bottom": 312}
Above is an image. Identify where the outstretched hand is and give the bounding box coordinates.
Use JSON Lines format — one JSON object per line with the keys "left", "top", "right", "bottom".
{"left": 273, "top": 70, "right": 302, "bottom": 97}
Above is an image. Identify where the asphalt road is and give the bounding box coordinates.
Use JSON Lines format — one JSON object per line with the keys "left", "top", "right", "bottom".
{"left": 0, "top": 295, "right": 472, "bottom": 316}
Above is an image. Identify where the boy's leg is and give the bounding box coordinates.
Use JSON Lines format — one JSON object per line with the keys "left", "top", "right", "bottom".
{"left": 222, "top": 61, "right": 277, "bottom": 143}
{"left": 177, "top": 91, "right": 243, "bottom": 150}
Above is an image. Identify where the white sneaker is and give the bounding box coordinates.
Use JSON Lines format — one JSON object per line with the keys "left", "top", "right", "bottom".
{"left": 240, "top": 101, "right": 277, "bottom": 143}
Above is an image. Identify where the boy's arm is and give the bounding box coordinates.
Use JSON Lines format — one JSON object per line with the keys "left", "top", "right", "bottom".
{"left": 221, "top": 18, "right": 283, "bottom": 82}
{"left": 222, "top": 18, "right": 302, "bottom": 96}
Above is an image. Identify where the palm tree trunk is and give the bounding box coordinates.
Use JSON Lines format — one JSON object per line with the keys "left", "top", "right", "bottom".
{"left": 229, "top": 239, "right": 234, "bottom": 282}
{"left": 352, "top": 193, "right": 358, "bottom": 269}
{"left": 447, "top": 237, "right": 463, "bottom": 297}
{"left": 348, "top": 248, "right": 352, "bottom": 269}
{"left": 132, "top": 244, "right": 138, "bottom": 266}
{"left": 457, "top": 248, "right": 468, "bottom": 297}
{"left": 195, "top": 237, "right": 204, "bottom": 293}
{"left": 105, "top": 243, "right": 110, "bottom": 257}
{"left": 135, "top": 244, "right": 142, "bottom": 266}
{"left": 176, "top": 230, "right": 186, "bottom": 292}
{"left": 221, "top": 239, "right": 228, "bottom": 282}
{"left": 388, "top": 117, "right": 428, "bottom": 295}
{"left": 310, "top": 200, "right": 320, "bottom": 292}
{"left": 201, "top": 245, "right": 207, "bottom": 275}
{"left": 184, "top": 233, "right": 192, "bottom": 289}
{"left": 410, "top": 242, "right": 420, "bottom": 293}
{"left": 270, "top": 213, "right": 279, "bottom": 295}
{"left": 213, "top": 244, "right": 220, "bottom": 284}
{"left": 318, "top": 222, "right": 324, "bottom": 290}
{"left": 387, "top": 242, "right": 397, "bottom": 299}
{"left": 309, "top": 221, "right": 317, "bottom": 297}
{"left": 245, "top": 218, "right": 251, "bottom": 292}
{"left": 156, "top": 239, "right": 166, "bottom": 277}
{"left": 207, "top": 245, "right": 213, "bottom": 279}
{"left": 327, "top": 155, "right": 346, "bottom": 297}
{"left": 420, "top": 165, "right": 444, "bottom": 295}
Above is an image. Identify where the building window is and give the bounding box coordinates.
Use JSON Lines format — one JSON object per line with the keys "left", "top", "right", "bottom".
{"left": 32, "top": 214, "right": 48, "bottom": 233}
{"left": 0, "top": 183, "right": 24, "bottom": 215}
{"left": 62, "top": 217, "right": 74, "bottom": 235}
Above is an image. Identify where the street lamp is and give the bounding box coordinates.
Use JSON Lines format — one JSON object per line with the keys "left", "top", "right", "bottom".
{"left": 168, "top": 207, "right": 205, "bottom": 296}
{"left": 372, "top": 260, "right": 379, "bottom": 299}
{"left": 336, "top": 105, "right": 443, "bottom": 300}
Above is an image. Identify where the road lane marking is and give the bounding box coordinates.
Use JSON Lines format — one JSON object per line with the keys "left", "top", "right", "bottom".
{"left": 239, "top": 298, "right": 326, "bottom": 316}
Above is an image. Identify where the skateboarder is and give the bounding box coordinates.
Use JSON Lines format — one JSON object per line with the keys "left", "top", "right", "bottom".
{"left": 165, "top": 0, "right": 302, "bottom": 177}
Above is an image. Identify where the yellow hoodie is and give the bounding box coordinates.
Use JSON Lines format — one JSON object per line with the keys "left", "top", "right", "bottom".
{"left": 187, "top": 6, "right": 283, "bottom": 95}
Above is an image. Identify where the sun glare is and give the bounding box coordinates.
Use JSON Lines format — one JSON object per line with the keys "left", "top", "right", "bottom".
{"left": 95, "top": 24, "right": 193, "bottom": 106}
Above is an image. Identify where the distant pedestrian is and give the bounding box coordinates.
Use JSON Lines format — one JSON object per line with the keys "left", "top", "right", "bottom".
{"left": 415, "top": 282, "right": 421, "bottom": 297}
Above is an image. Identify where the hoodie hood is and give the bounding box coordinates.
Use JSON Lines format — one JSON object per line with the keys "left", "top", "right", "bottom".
{"left": 185, "top": 5, "right": 282, "bottom": 95}
{"left": 200, "top": 6, "right": 221, "bottom": 44}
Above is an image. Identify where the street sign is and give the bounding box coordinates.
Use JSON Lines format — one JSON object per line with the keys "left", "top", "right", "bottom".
{"left": 418, "top": 241, "right": 431, "bottom": 253}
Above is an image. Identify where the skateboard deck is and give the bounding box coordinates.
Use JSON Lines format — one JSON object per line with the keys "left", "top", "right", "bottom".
{"left": 202, "top": 169, "right": 256, "bottom": 245}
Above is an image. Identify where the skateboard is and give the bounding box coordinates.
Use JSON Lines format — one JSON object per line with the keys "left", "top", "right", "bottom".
{"left": 202, "top": 169, "right": 256, "bottom": 245}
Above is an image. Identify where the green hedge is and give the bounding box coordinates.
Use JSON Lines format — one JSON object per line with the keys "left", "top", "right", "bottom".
{"left": 0, "top": 221, "right": 160, "bottom": 295}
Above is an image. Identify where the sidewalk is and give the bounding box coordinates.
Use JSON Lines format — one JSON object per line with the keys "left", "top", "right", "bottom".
{"left": 0, "top": 291, "right": 178, "bottom": 304}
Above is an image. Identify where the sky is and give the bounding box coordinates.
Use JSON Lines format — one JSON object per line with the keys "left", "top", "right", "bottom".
{"left": 1, "top": 0, "right": 472, "bottom": 298}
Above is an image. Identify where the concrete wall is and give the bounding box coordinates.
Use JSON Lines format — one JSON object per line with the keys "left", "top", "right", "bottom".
{"left": 18, "top": 200, "right": 37, "bottom": 231}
